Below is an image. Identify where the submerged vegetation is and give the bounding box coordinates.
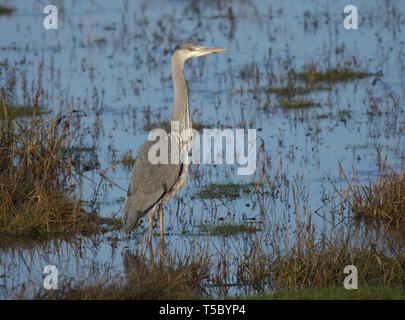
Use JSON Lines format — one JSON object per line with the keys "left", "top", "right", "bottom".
{"left": 294, "top": 65, "right": 373, "bottom": 86}
{"left": 263, "top": 85, "right": 325, "bottom": 99}
{"left": 249, "top": 61, "right": 374, "bottom": 110}
{"left": 0, "top": 104, "right": 48, "bottom": 117}
{"left": 201, "top": 223, "right": 258, "bottom": 236}
{"left": 144, "top": 119, "right": 211, "bottom": 132}
{"left": 279, "top": 98, "right": 319, "bottom": 109}
{"left": 194, "top": 182, "right": 257, "bottom": 199}
{"left": 0, "top": 6, "right": 14, "bottom": 15}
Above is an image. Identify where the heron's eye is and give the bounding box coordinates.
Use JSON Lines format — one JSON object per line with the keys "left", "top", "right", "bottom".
{"left": 188, "top": 47, "right": 193, "bottom": 51}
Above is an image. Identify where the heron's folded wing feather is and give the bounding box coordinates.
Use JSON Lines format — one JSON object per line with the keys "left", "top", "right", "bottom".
{"left": 126, "top": 138, "right": 182, "bottom": 213}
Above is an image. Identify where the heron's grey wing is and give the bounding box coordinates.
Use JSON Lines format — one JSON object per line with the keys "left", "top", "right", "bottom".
{"left": 122, "top": 137, "right": 182, "bottom": 231}
{"left": 128, "top": 139, "right": 182, "bottom": 207}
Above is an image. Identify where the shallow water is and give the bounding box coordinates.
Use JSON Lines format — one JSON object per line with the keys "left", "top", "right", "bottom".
{"left": 0, "top": 0, "right": 404, "bottom": 298}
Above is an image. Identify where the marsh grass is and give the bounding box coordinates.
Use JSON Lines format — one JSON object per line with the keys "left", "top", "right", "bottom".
{"left": 0, "top": 98, "right": 107, "bottom": 238}
{"left": 62, "top": 145, "right": 100, "bottom": 172}
{"left": 336, "top": 156, "right": 405, "bottom": 228}
{"left": 120, "top": 150, "right": 136, "bottom": 170}
{"left": 237, "top": 286, "right": 405, "bottom": 300}
{"left": 232, "top": 225, "right": 405, "bottom": 294}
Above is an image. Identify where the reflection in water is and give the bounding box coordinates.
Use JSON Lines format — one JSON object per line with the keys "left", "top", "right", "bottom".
{"left": 123, "top": 241, "right": 166, "bottom": 283}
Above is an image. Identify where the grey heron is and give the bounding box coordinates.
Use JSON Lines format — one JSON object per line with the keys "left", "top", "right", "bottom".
{"left": 122, "top": 41, "right": 226, "bottom": 240}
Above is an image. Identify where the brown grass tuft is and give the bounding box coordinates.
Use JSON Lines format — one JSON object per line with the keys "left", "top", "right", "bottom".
{"left": 0, "top": 95, "right": 104, "bottom": 238}
{"left": 336, "top": 154, "right": 405, "bottom": 228}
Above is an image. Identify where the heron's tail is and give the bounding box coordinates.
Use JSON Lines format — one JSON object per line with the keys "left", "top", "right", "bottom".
{"left": 121, "top": 196, "right": 145, "bottom": 233}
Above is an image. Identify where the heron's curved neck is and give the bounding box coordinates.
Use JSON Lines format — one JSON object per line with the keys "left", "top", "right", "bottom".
{"left": 171, "top": 54, "right": 191, "bottom": 134}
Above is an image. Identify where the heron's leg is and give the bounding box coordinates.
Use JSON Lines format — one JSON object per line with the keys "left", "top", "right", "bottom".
{"left": 148, "top": 243, "right": 155, "bottom": 270}
{"left": 159, "top": 236, "right": 165, "bottom": 266}
{"left": 148, "top": 204, "right": 157, "bottom": 242}
{"left": 158, "top": 204, "right": 164, "bottom": 241}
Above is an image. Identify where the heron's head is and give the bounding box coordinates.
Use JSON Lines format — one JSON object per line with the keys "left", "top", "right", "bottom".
{"left": 173, "top": 41, "right": 226, "bottom": 63}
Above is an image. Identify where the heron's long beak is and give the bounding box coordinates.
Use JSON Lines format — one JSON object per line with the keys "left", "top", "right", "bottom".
{"left": 197, "top": 47, "right": 227, "bottom": 56}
